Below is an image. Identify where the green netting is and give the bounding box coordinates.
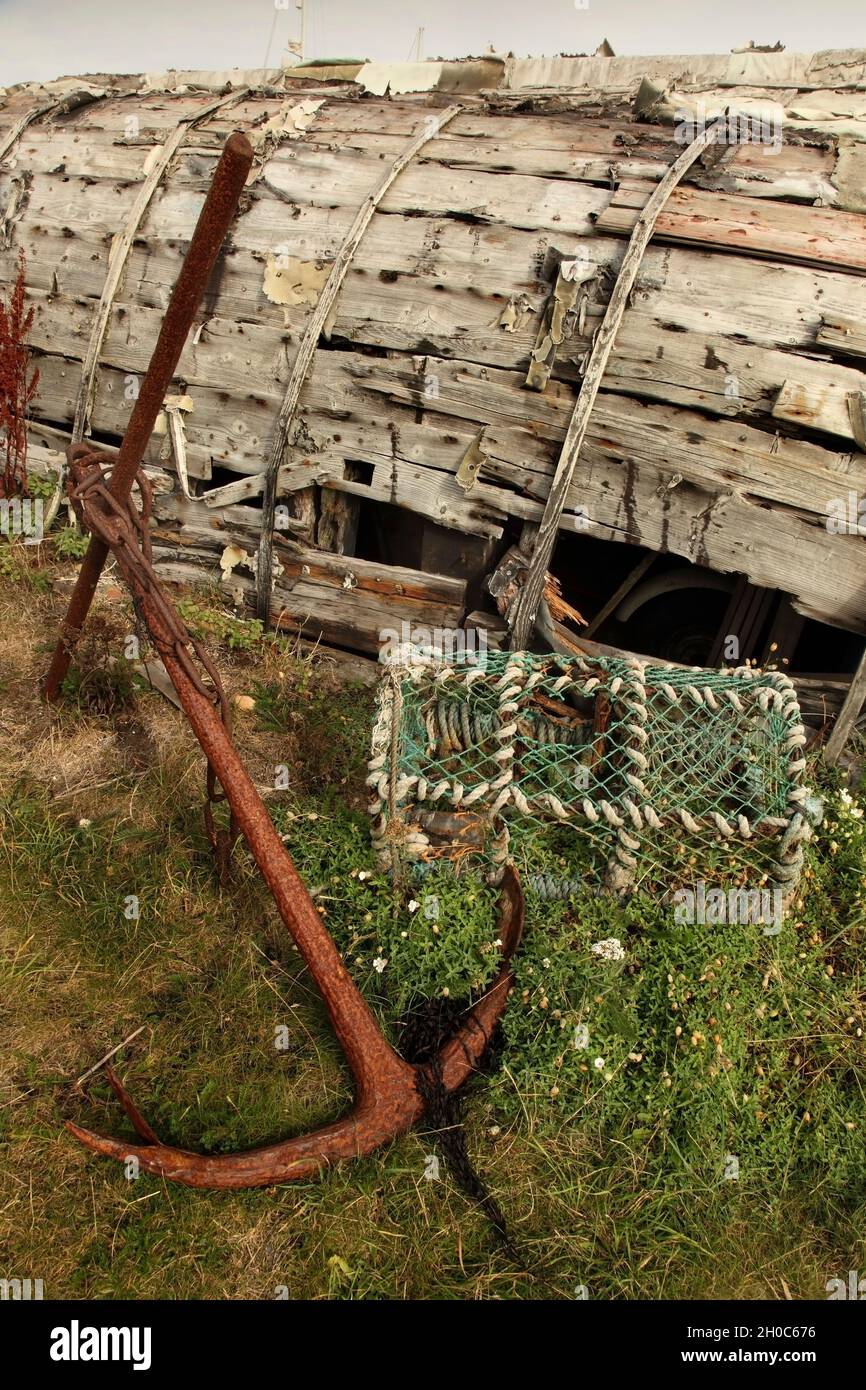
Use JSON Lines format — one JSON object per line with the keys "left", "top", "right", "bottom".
{"left": 367, "top": 649, "right": 817, "bottom": 907}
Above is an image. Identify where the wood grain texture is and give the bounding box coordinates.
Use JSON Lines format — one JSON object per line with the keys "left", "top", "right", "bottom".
{"left": 2, "top": 77, "right": 866, "bottom": 648}
{"left": 597, "top": 180, "right": 866, "bottom": 273}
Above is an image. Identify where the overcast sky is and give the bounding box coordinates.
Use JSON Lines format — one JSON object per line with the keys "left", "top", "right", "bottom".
{"left": 0, "top": 0, "right": 864, "bottom": 87}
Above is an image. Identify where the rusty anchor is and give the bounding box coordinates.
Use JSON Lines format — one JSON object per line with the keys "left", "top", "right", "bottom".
{"left": 46, "top": 133, "right": 525, "bottom": 1189}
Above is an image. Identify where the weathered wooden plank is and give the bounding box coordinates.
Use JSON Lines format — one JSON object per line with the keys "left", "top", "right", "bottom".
{"left": 6, "top": 168, "right": 570, "bottom": 357}
{"left": 261, "top": 145, "right": 612, "bottom": 237}
{"left": 824, "top": 643, "right": 866, "bottom": 760}
{"left": 298, "top": 351, "right": 866, "bottom": 521}
{"left": 772, "top": 373, "right": 866, "bottom": 439}
{"left": 15, "top": 186, "right": 866, "bottom": 405}
{"left": 574, "top": 392, "right": 866, "bottom": 527}
{"left": 270, "top": 565, "right": 463, "bottom": 653}
{"left": 0, "top": 102, "right": 60, "bottom": 163}
{"left": 12, "top": 120, "right": 606, "bottom": 240}
{"left": 150, "top": 520, "right": 466, "bottom": 654}
{"left": 3, "top": 197, "right": 582, "bottom": 366}
{"left": 597, "top": 180, "right": 866, "bottom": 273}
{"left": 317, "top": 478, "right": 360, "bottom": 555}
{"left": 12, "top": 129, "right": 158, "bottom": 182}
{"left": 31, "top": 354, "right": 214, "bottom": 479}
{"left": 610, "top": 320, "right": 866, "bottom": 441}
{"left": 628, "top": 245, "right": 866, "bottom": 353}
{"left": 25, "top": 288, "right": 293, "bottom": 399}
{"left": 10, "top": 155, "right": 866, "bottom": 398}
{"left": 272, "top": 106, "right": 838, "bottom": 201}
{"left": 816, "top": 311, "right": 866, "bottom": 360}
{"left": 28, "top": 290, "right": 866, "bottom": 527}
{"left": 13, "top": 107, "right": 833, "bottom": 201}
{"left": 200, "top": 408, "right": 521, "bottom": 539}
{"left": 8, "top": 92, "right": 319, "bottom": 182}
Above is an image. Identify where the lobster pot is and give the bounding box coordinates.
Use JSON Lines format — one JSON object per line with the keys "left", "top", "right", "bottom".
{"left": 367, "top": 651, "right": 818, "bottom": 909}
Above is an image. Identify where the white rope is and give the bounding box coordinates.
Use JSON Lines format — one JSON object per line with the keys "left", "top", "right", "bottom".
{"left": 369, "top": 654, "right": 815, "bottom": 896}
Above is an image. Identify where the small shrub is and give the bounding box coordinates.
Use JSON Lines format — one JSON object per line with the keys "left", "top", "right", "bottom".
{"left": 27, "top": 470, "right": 60, "bottom": 502}
{"left": 0, "top": 250, "right": 39, "bottom": 499}
{"left": 177, "top": 600, "right": 264, "bottom": 652}
{"left": 52, "top": 525, "right": 89, "bottom": 561}
{"left": 59, "top": 615, "right": 137, "bottom": 716}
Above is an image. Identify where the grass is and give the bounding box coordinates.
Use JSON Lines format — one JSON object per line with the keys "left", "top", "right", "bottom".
{"left": 0, "top": 561, "right": 864, "bottom": 1299}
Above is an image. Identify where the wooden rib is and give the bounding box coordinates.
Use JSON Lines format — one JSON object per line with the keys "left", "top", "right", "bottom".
{"left": 71, "top": 88, "right": 250, "bottom": 443}
{"left": 825, "top": 645, "right": 866, "bottom": 763}
{"left": 0, "top": 102, "right": 59, "bottom": 163}
{"left": 583, "top": 551, "right": 654, "bottom": 638}
{"left": 255, "top": 102, "right": 464, "bottom": 620}
{"left": 509, "top": 120, "right": 725, "bottom": 650}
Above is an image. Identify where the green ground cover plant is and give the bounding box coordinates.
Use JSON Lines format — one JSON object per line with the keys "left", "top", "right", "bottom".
{"left": 0, "top": 572, "right": 863, "bottom": 1299}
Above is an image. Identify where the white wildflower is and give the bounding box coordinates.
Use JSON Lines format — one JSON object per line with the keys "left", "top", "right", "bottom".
{"left": 591, "top": 937, "right": 626, "bottom": 962}
{"left": 372, "top": 956, "right": 388, "bottom": 974}
{"left": 408, "top": 899, "right": 420, "bottom": 914}
{"left": 593, "top": 1056, "right": 605, "bottom": 1070}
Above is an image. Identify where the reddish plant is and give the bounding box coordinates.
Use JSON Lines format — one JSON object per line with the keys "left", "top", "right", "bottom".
{"left": 0, "top": 249, "right": 39, "bottom": 499}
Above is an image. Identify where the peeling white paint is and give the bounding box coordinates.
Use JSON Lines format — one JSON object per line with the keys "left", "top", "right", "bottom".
{"left": 153, "top": 394, "right": 193, "bottom": 435}
{"left": 356, "top": 61, "right": 444, "bottom": 96}
{"left": 141, "top": 143, "right": 164, "bottom": 178}
{"left": 498, "top": 292, "right": 535, "bottom": 333}
{"left": 456, "top": 431, "right": 489, "bottom": 492}
{"left": 220, "top": 543, "right": 252, "bottom": 579}
{"left": 263, "top": 252, "right": 330, "bottom": 307}
{"left": 257, "top": 98, "right": 324, "bottom": 142}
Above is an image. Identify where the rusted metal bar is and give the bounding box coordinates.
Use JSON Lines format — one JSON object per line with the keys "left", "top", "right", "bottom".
{"left": 61, "top": 450, "right": 524, "bottom": 1188}
{"left": 42, "top": 131, "right": 254, "bottom": 703}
